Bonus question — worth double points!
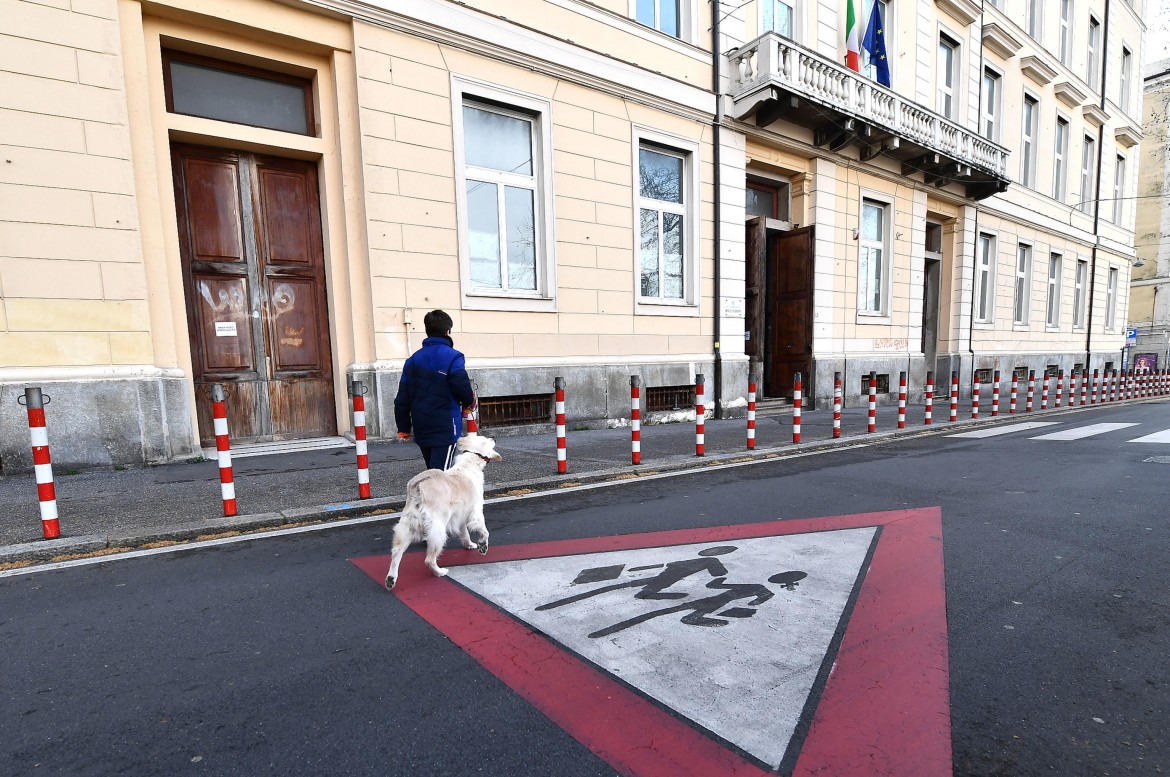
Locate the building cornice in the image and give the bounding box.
[981,22,1023,59]
[1114,123,1143,149]
[1082,103,1109,127]
[935,0,981,27]
[1020,55,1058,86]
[1053,80,1088,108]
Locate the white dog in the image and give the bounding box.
[385,434,502,590]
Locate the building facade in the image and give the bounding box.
[0,0,1146,471]
[1131,57,1170,370]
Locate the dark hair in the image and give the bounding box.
[424,309,453,338]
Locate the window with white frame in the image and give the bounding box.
[1080,134,1097,214]
[1059,0,1072,65]
[1073,258,1088,327]
[1047,253,1062,327]
[1014,243,1032,325]
[1106,266,1119,329]
[1021,95,1038,188]
[858,198,889,315]
[636,135,697,308]
[763,0,795,38]
[1025,0,1041,39]
[453,83,554,309]
[1087,16,1101,89]
[938,34,959,120]
[1120,47,1133,113]
[634,0,681,38]
[976,233,995,323]
[1113,154,1127,224]
[1054,117,1069,201]
[982,68,1001,141]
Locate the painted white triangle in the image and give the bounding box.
[447,527,877,770]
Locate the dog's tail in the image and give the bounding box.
[403,469,441,511]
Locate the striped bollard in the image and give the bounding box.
[350,380,370,499]
[1108,370,1117,402]
[1041,373,1050,410]
[211,384,237,517]
[949,371,959,422]
[897,371,907,429]
[971,373,980,420]
[1122,370,1129,400]
[464,405,479,437]
[746,374,757,450]
[833,372,842,438]
[1009,373,1018,414]
[630,376,641,465]
[695,374,705,457]
[1091,370,1100,404]
[867,371,877,433]
[924,371,934,425]
[554,377,567,474]
[1068,371,1078,407]
[1064,370,1072,405]
[20,388,60,539]
[1026,371,1035,412]
[1055,370,1064,408]
[793,372,802,443]
[1080,370,1088,406]
[1144,372,1151,399]
[991,370,1000,417]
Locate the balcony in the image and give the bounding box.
[728,33,1011,200]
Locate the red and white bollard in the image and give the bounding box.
[897,371,907,429]
[1026,370,1035,412]
[1080,370,1088,406]
[211,384,237,517]
[1041,372,1051,410]
[1092,369,1100,404]
[1055,370,1064,408]
[630,376,641,465]
[1110,370,1119,402]
[833,372,842,438]
[925,371,934,425]
[21,387,60,539]
[350,380,370,499]
[991,370,1000,417]
[949,371,959,422]
[867,371,877,433]
[793,372,803,443]
[1009,372,1018,414]
[555,377,567,474]
[971,373,981,420]
[746,374,757,450]
[695,373,705,457]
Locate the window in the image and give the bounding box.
[1021,96,1038,188]
[163,51,314,135]
[976,233,995,323]
[982,69,1001,141]
[1014,244,1032,325]
[858,198,889,314]
[634,0,680,37]
[1047,254,1062,327]
[746,178,790,220]
[1087,17,1101,88]
[1080,134,1097,214]
[1113,154,1127,224]
[1106,266,1119,329]
[763,0,795,38]
[938,35,959,120]
[1054,117,1069,201]
[1074,258,1088,327]
[453,81,555,310]
[1025,0,1041,39]
[636,132,698,309]
[1059,0,1072,65]
[1120,47,1133,112]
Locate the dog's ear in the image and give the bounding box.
[486,437,502,461]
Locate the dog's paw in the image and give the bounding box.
[477,541,489,555]
[463,540,478,550]
[385,575,396,591]
[431,567,449,577]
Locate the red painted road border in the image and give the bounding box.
[352,507,950,777]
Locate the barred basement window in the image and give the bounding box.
[975,369,993,384]
[1046,364,1059,377]
[1013,367,1028,381]
[645,385,696,412]
[859,374,890,394]
[477,394,553,428]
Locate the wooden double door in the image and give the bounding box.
[746,219,815,402]
[172,144,336,447]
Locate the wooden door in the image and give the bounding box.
[172,144,336,447]
[765,226,814,401]
[745,217,766,365]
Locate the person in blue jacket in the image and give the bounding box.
[394,310,477,470]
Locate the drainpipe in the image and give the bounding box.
[1085,0,1111,368]
[711,2,724,418]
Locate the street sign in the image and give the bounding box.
[353,507,950,776]
[1126,327,1138,345]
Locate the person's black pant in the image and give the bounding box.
[418,444,455,470]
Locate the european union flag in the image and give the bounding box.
[862,1,891,87]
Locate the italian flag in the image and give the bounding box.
[846,0,862,71]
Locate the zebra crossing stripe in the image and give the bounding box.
[947,422,1058,439]
[1029,423,1140,441]
[1128,428,1170,444]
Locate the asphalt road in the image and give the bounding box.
[2,401,1168,776]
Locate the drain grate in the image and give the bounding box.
[478,393,553,428]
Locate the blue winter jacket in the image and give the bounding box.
[394,336,476,446]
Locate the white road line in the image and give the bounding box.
[1128,428,1170,444]
[1030,422,1140,441]
[947,422,1059,438]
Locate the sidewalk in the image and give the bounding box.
[0,396,1151,566]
